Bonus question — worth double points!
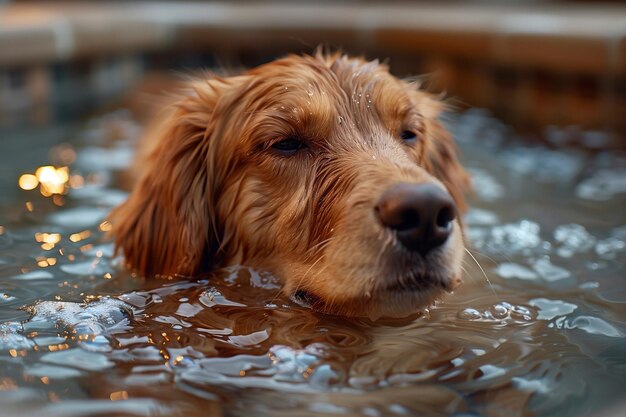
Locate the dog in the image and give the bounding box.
[109,52,470,319]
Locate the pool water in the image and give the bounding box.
[0,108,625,417]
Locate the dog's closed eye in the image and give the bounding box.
[400,130,418,143]
[270,136,308,155]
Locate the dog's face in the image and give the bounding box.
[110,54,470,319]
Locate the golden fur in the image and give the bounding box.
[109,53,470,319]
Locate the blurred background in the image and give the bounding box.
[1,1,625,148]
[1,4,626,417]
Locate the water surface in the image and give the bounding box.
[0,109,625,417]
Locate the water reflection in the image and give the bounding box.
[0,109,624,417]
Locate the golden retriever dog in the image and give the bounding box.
[109,52,470,319]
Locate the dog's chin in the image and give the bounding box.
[291,274,460,320]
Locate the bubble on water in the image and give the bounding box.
[494,263,538,281]
[563,316,624,338]
[531,257,571,282]
[458,308,482,321]
[554,224,596,258]
[529,298,577,320]
[458,303,532,323]
[468,168,504,201]
[594,237,626,259]
[510,305,534,321]
[576,168,626,201]
[490,303,510,319]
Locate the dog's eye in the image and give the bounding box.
[400,130,418,143]
[271,137,307,154]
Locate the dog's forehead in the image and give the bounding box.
[244,55,416,133]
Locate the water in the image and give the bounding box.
[1,108,625,417]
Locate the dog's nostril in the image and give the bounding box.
[376,183,456,255]
[436,205,455,229]
[392,208,420,231]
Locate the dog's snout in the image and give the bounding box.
[375,183,456,255]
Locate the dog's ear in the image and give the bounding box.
[109,78,235,277]
[416,93,471,213]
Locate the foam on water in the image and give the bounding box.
[554,224,596,258]
[576,168,626,201]
[468,168,505,201]
[529,298,578,320]
[470,220,547,256]
[27,297,133,341]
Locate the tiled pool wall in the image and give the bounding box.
[1,2,625,142]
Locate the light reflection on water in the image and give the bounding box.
[0,109,625,417]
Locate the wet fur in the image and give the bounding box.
[109,53,470,318]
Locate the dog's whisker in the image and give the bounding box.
[460,258,480,283]
[465,248,500,267]
[305,237,335,258]
[465,247,499,300]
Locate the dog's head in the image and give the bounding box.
[110,53,470,319]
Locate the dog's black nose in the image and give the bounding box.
[375,183,456,255]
